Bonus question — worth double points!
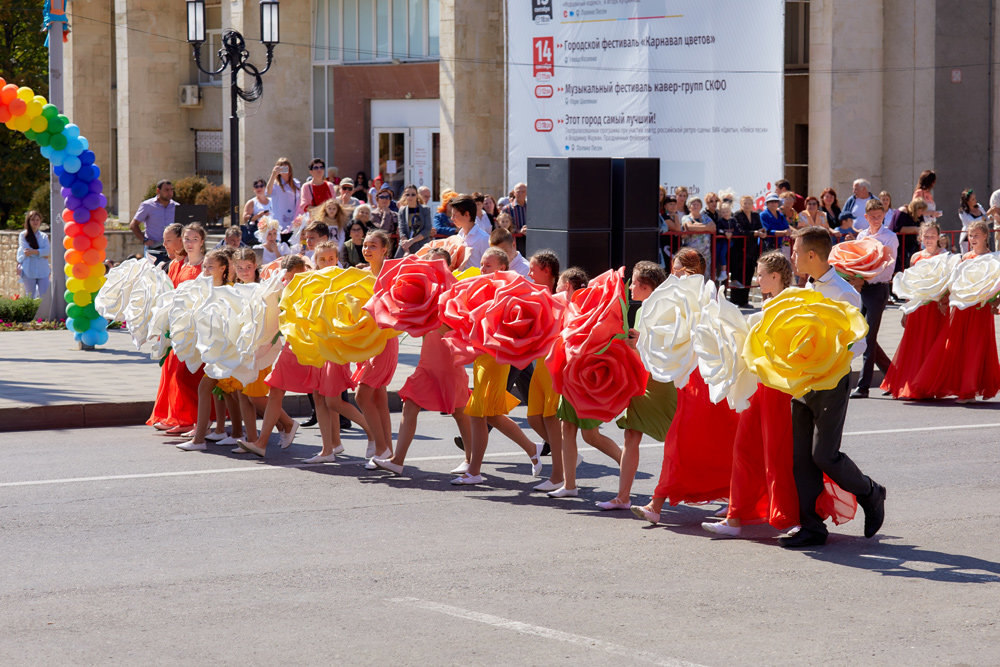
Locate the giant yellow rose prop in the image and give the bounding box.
[279,266,398,367]
[742,287,868,397]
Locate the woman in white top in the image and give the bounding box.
[265,157,300,241]
[958,188,988,253]
[241,178,271,245]
[16,209,50,298]
[253,217,291,264]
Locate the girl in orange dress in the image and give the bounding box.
[911,220,1000,401]
[371,248,472,476]
[148,222,207,435]
[880,222,950,399]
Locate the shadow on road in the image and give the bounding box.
[803,538,1000,583]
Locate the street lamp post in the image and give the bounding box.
[186,0,279,226]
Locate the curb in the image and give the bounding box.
[0,391,404,433]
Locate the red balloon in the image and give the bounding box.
[72,235,92,251]
[83,221,103,238]
[72,263,89,279]
[89,208,108,224]
[90,235,108,251]
[64,222,82,237]
[83,248,104,265]
[61,208,74,223]
[8,98,25,116]
[0,83,16,104]
[0,107,11,124]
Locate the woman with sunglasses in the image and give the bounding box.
[395,184,433,257]
[299,158,334,212]
[241,178,272,245]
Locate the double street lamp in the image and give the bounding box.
[186,0,279,227]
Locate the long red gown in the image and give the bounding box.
[146,259,204,428]
[727,384,857,529]
[654,369,739,505]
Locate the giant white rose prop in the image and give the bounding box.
[164,276,213,373]
[693,293,758,411]
[197,283,257,383]
[635,274,716,388]
[948,253,1000,310]
[95,258,148,320]
[892,253,961,314]
[95,258,175,350]
[236,271,285,375]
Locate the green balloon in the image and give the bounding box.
[71,316,90,333]
[67,304,83,319]
[56,114,69,126]
[24,129,38,142]
[50,133,67,151]
[42,104,59,119]
[64,289,74,304]
[47,117,66,134]
[36,132,50,147]
[81,303,98,319]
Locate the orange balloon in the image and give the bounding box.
[72,234,91,251]
[72,263,89,279]
[83,248,105,265]
[90,235,108,251]
[82,221,103,238]
[65,249,84,264]
[62,235,73,250]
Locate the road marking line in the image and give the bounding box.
[1,421,995,488]
[388,597,704,667]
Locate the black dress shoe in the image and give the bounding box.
[540,441,551,457]
[849,389,869,399]
[861,481,886,538]
[454,436,465,451]
[778,530,827,548]
[340,415,351,430]
[301,413,318,428]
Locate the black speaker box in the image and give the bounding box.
[612,157,660,230]
[527,157,612,231]
[526,229,611,280]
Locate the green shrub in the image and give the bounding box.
[143,175,210,205]
[0,296,41,323]
[25,183,51,224]
[195,183,232,223]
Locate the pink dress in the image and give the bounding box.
[318,361,357,396]
[352,336,399,388]
[265,343,320,394]
[398,330,471,412]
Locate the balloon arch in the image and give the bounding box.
[1,76,109,346]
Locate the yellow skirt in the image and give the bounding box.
[526,358,559,417]
[465,354,519,418]
[215,367,271,398]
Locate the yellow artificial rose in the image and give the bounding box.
[741,287,868,397]
[453,266,481,281]
[279,266,398,367]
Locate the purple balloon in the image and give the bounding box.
[83,193,101,209]
[73,207,90,223]
[97,193,108,208]
[66,196,81,210]
[89,179,103,194]
[60,186,72,199]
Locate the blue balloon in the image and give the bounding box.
[71,181,89,199]
[92,165,101,180]
[88,179,103,194]
[93,330,109,346]
[66,317,75,332]
[40,145,54,159]
[58,171,76,187]
[79,150,96,166]
[63,155,82,173]
[80,330,97,346]
[73,331,83,342]
[89,316,108,331]
[79,137,90,151]
[64,137,83,156]
[63,123,81,139]
[76,165,95,182]
[73,207,90,223]
[54,165,65,176]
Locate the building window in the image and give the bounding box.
[194,130,224,184]
[198,3,224,85]
[784,1,809,71]
[313,0,440,63]
[311,66,336,169]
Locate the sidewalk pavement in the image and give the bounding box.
[0,304,968,432]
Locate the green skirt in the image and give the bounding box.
[556,397,602,430]
[615,378,677,441]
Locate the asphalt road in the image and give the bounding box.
[2,397,999,665]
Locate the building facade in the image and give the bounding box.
[65,0,1000,232]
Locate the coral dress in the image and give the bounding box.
[727,384,857,529]
[398,330,470,412]
[266,343,321,394]
[147,259,204,428]
[352,336,399,388]
[910,253,1000,400]
[654,369,740,505]
[318,361,357,397]
[881,253,948,399]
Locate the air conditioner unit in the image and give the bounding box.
[178,85,201,108]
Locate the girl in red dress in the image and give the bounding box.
[632,248,740,525]
[881,222,950,399]
[148,223,207,435]
[911,220,1000,401]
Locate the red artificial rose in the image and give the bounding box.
[438,272,504,362]
[828,239,894,281]
[469,273,566,369]
[561,267,628,356]
[365,256,457,336]
[546,336,647,422]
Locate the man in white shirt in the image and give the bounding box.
[489,227,530,276]
[451,193,490,269]
[852,198,898,398]
[782,226,886,548]
[474,192,493,235]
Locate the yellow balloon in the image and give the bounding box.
[87,262,105,278]
[16,86,34,102]
[84,274,106,292]
[24,100,43,119]
[32,94,47,106]
[30,115,48,133]
[73,291,92,307]
[66,277,84,292]
[63,263,74,277]
[10,114,31,133]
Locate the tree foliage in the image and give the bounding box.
[0,0,50,227]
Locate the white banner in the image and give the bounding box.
[507,0,784,204]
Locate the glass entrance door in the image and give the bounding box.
[374,129,407,198]
[372,126,440,204]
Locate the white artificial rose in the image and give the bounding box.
[693,292,758,412]
[166,276,213,373]
[198,283,257,383]
[122,265,175,349]
[236,271,285,373]
[95,258,147,321]
[892,253,960,314]
[948,253,1000,310]
[635,274,716,389]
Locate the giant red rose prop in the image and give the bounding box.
[828,239,894,281]
[546,337,647,421]
[469,274,566,369]
[561,268,628,355]
[438,272,504,363]
[365,256,457,336]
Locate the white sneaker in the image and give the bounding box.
[365,440,377,458]
[701,521,741,537]
[450,473,484,485]
[278,420,300,449]
[176,440,206,451]
[364,450,393,470]
[373,458,404,475]
[331,444,345,456]
[450,461,470,475]
[215,436,239,446]
[547,486,579,498]
[714,504,729,518]
[231,445,249,454]
[531,442,543,477]
[533,479,562,492]
[205,431,228,442]
[303,452,338,464]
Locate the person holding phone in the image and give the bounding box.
[265,157,301,243]
[242,178,271,245]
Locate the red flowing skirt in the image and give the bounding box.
[880,302,947,399]
[654,369,739,505]
[727,385,857,529]
[352,337,399,389]
[147,351,202,428]
[911,305,1000,400]
[398,331,471,413]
